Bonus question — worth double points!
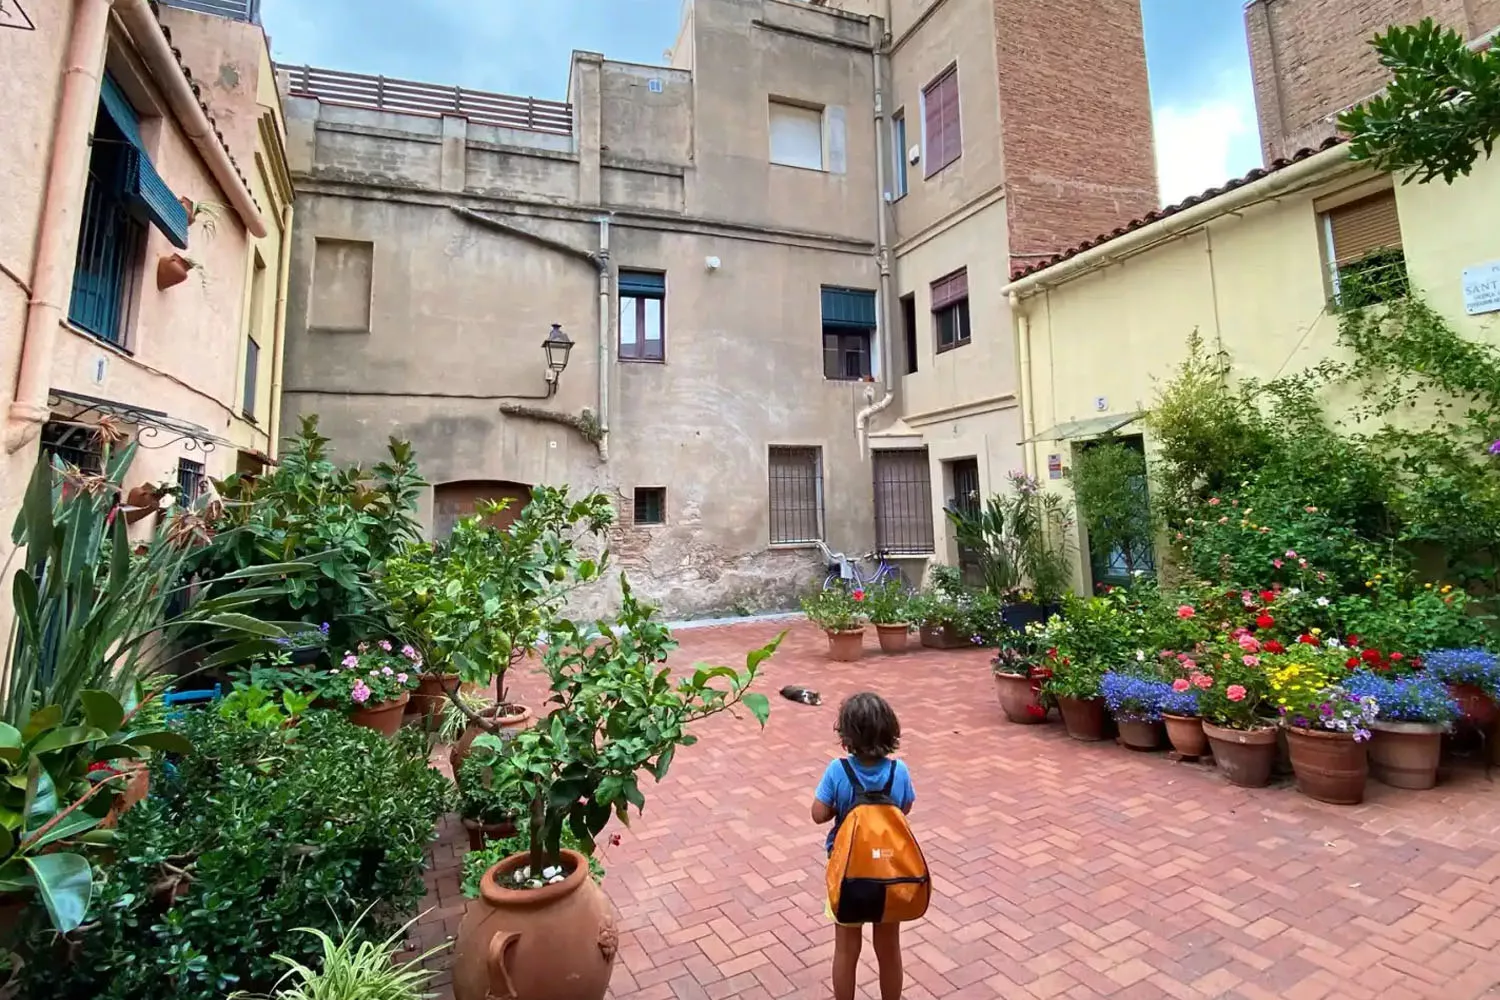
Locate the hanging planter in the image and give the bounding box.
[156,253,197,290]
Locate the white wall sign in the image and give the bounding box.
[1094,396,1108,412]
[1463,260,1500,316]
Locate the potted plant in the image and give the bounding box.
[863,580,913,653]
[801,587,867,662]
[945,472,1073,629]
[456,735,523,850]
[320,641,420,737]
[462,829,604,901]
[991,641,1050,724]
[383,488,613,766]
[227,907,447,1000]
[1422,648,1499,727]
[1100,671,1169,750]
[1345,670,1458,790]
[1269,661,1379,804]
[1159,683,1209,758]
[1198,660,1277,788]
[452,578,779,1000]
[1043,656,1108,741]
[911,567,972,649]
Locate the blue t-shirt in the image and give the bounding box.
[815,756,915,852]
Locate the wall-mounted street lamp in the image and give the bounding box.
[499,323,575,401]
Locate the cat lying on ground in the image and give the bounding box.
[780,686,821,706]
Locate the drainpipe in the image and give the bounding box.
[1010,291,1036,480]
[595,216,611,461]
[5,0,112,454]
[267,201,293,455]
[855,18,895,456]
[114,0,267,239]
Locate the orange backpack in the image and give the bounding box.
[826,759,931,924]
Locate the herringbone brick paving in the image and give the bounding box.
[412,621,1500,1000]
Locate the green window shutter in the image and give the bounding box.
[821,287,876,329]
[618,271,665,297]
[100,74,190,249]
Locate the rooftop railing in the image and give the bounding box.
[159,0,261,24]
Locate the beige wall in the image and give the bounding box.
[1013,152,1500,590]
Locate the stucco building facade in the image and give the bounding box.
[0,0,293,625]
[1245,0,1500,164]
[278,0,1160,617]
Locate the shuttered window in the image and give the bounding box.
[1322,190,1408,307]
[931,268,971,352]
[619,270,665,361]
[769,100,825,170]
[768,446,823,544]
[822,286,876,380]
[873,448,935,555]
[922,66,961,176]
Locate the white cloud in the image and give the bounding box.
[1153,75,1261,205]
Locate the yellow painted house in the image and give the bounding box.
[1002,139,1500,593]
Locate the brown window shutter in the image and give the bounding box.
[1328,191,1402,264]
[923,79,944,178]
[941,73,961,167]
[930,267,968,310]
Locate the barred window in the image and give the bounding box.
[768,446,823,544]
[873,448,934,555]
[177,458,206,501]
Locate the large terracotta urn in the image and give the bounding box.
[454,849,618,1000]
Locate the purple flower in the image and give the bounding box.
[378,640,393,652]
[401,644,419,660]
[1489,440,1500,456]
[396,672,408,684]
[319,622,331,634]
[351,679,371,704]
[382,666,394,676]
[342,653,359,669]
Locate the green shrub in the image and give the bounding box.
[19,711,452,1000]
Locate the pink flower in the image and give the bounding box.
[1238,635,1261,653]
[1218,516,1229,525]
[342,653,359,669]
[1193,673,1214,690]
[1285,550,1297,559]
[1242,655,1261,667]
[1176,605,1196,619]
[357,642,369,653]
[1172,678,1191,693]
[1180,658,1197,672]
[378,640,393,652]
[396,672,408,683]
[382,666,394,676]
[1305,506,1318,513]
[351,680,372,704]
[1226,685,1247,702]
[402,644,419,660]
[1272,558,1284,569]
[1208,498,1221,506]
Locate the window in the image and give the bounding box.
[70,73,194,346]
[244,251,267,419]
[1322,190,1408,308]
[1078,435,1156,587]
[821,286,876,380]
[931,268,970,352]
[768,446,823,544]
[946,458,981,586]
[41,422,102,474]
[873,448,934,555]
[633,487,666,526]
[922,65,961,177]
[177,458,206,502]
[892,110,909,198]
[433,481,531,538]
[619,270,665,361]
[243,337,260,421]
[769,100,825,170]
[900,294,917,374]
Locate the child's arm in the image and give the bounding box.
[811,799,836,824]
[811,761,838,824]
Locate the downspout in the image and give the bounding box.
[114,0,267,239]
[1010,292,1036,479]
[595,216,611,461]
[5,0,113,454]
[855,18,895,456]
[267,201,293,455]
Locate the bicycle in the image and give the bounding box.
[816,540,899,593]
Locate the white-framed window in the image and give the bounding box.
[892,109,909,198]
[769,100,826,171]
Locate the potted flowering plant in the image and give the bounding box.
[1100,671,1170,750]
[912,567,973,649]
[991,639,1050,725]
[1197,659,1276,787]
[801,587,867,662]
[1344,670,1458,789]
[323,640,421,737]
[1268,659,1379,804]
[863,579,914,653]
[1159,681,1208,758]
[1422,648,1499,727]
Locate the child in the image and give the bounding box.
[811,692,916,1000]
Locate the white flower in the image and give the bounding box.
[1315,596,1330,607]
[1288,588,1302,596]
[1325,638,1342,648]
[1135,650,1145,662]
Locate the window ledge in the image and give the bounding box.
[884,552,935,560]
[618,357,667,365]
[770,161,829,174]
[769,542,822,551]
[61,320,134,357]
[935,338,971,355]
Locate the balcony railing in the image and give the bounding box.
[278,64,573,136]
[158,0,261,23]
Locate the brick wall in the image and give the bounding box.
[992,0,1159,269]
[1246,0,1499,165]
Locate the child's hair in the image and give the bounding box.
[836,692,901,758]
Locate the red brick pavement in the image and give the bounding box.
[410,621,1500,1000]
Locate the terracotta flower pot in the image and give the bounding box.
[1057,696,1108,741]
[993,672,1046,724]
[451,704,535,775]
[156,253,192,290]
[1116,719,1163,751]
[1448,683,1497,727]
[1367,720,1443,790]
[875,624,910,654]
[409,672,460,719]
[825,628,865,662]
[1201,722,1278,788]
[453,849,618,1000]
[1162,714,1209,758]
[919,624,970,649]
[348,691,410,738]
[1286,726,1368,805]
[463,816,519,852]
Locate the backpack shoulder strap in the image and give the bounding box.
[839,757,864,792]
[881,760,898,795]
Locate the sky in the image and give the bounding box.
[260,0,1261,206]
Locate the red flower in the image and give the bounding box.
[1346,634,1362,647]
[1389,652,1404,662]
[1264,640,1285,654]
[1345,656,1360,669]
[1259,590,1276,604]
[1255,614,1275,630]
[851,589,866,601]
[1361,648,1382,664]
[1297,634,1318,646]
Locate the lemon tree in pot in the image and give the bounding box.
[452,578,782,1000]
[382,487,613,769]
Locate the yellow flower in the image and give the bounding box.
[1441,585,1452,594]
[1365,581,1373,587]
[1424,583,1433,589]
[1310,628,1322,636]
